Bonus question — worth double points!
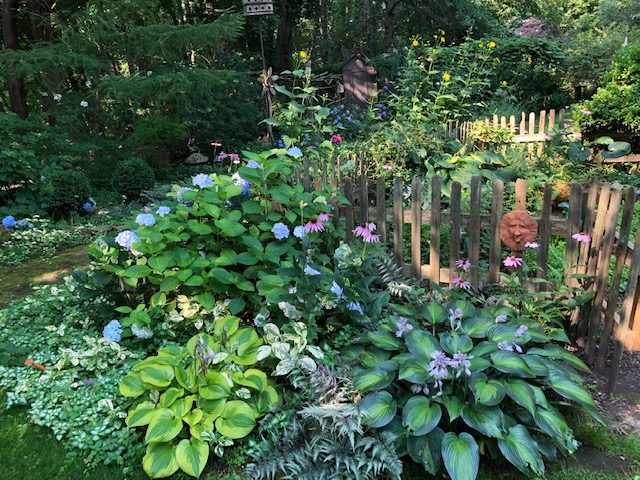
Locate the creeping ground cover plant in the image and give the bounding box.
[345,286,605,480]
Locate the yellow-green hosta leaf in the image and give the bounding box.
[175,366,197,392]
[120,372,146,397]
[169,395,195,418]
[159,387,184,408]
[145,408,184,444]
[143,442,179,479]
[402,396,441,436]
[140,364,175,388]
[126,401,157,428]
[176,438,209,478]
[232,369,268,392]
[214,401,257,439]
[360,391,397,428]
[256,385,279,413]
[189,417,214,441]
[198,398,227,419]
[183,408,204,427]
[200,372,231,400]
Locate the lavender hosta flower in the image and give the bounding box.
[115,230,141,250]
[156,206,171,217]
[246,159,261,169]
[395,317,413,337]
[428,351,451,380]
[103,320,122,342]
[2,215,16,228]
[451,351,473,377]
[572,232,590,243]
[347,301,364,314]
[410,383,423,394]
[304,265,321,276]
[455,259,471,271]
[85,379,94,386]
[271,222,290,240]
[131,323,153,339]
[192,173,213,188]
[497,341,513,351]
[293,225,305,239]
[515,324,528,338]
[135,213,156,227]
[495,314,508,323]
[449,308,464,330]
[287,146,303,158]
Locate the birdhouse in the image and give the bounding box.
[340,52,377,107]
[242,0,273,16]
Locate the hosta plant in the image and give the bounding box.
[119,315,279,478]
[344,295,604,480]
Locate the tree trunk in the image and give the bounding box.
[274,6,292,72]
[318,0,329,65]
[2,0,28,119]
[383,0,404,52]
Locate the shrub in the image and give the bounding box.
[112,158,156,201]
[40,169,92,218]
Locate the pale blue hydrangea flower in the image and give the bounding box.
[135,213,156,226]
[115,230,140,250]
[304,265,321,276]
[192,173,213,188]
[330,281,345,300]
[2,216,15,228]
[103,320,122,342]
[246,159,261,169]
[287,146,303,158]
[293,225,305,239]
[232,173,252,197]
[131,323,153,339]
[347,302,363,314]
[271,222,290,240]
[156,206,171,217]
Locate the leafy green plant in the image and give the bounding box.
[119,316,277,478]
[40,169,92,219]
[111,158,157,201]
[344,290,605,480]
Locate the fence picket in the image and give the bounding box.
[431,176,442,285]
[411,177,422,279]
[359,174,368,223]
[537,184,553,290]
[469,176,482,286]
[344,177,354,243]
[489,179,504,284]
[377,177,387,244]
[449,182,462,286]
[393,177,404,266]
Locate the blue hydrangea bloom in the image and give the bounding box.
[2,216,15,228]
[277,140,284,148]
[271,222,290,240]
[115,230,140,250]
[135,213,156,226]
[331,281,345,300]
[131,323,153,339]
[246,159,261,169]
[103,320,123,342]
[304,265,321,276]
[192,173,213,188]
[82,202,94,212]
[232,173,252,197]
[156,206,171,217]
[293,225,305,239]
[287,146,303,158]
[347,302,364,314]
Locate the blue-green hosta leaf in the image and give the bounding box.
[446,300,476,318]
[461,316,494,338]
[441,432,479,480]
[547,328,571,343]
[381,416,409,457]
[498,425,545,477]
[143,442,179,479]
[469,373,506,406]
[176,438,209,478]
[353,366,395,392]
[361,391,397,428]
[368,330,402,351]
[460,404,504,439]
[407,428,445,475]
[442,395,463,421]
[486,324,518,342]
[521,354,550,377]
[405,330,440,360]
[535,406,579,454]
[490,351,535,377]
[398,358,430,384]
[145,408,184,444]
[402,396,442,436]
[120,372,146,397]
[527,345,590,372]
[214,401,257,439]
[504,379,536,416]
[424,302,447,324]
[126,401,157,427]
[547,374,604,424]
[529,384,550,409]
[440,332,473,355]
[360,347,392,368]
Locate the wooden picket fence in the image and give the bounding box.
[298,158,640,392]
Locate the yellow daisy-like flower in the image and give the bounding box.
[501,80,507,86]
[489,41,496,48]
[412,39,419,47]
[479,43,484,48]
[495,58,501,63]
[441,30,446,35]
[440,37,445,44]
[527,56,532,63]
[443,72,451,82]
[299,51,307,58]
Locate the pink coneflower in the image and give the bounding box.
[580,109,592,115]
[451,277,470,289]
[317,212,331,223]
[524,242,539,248]
[382,164,393,170]
[211,142,222,147]
[353,222,376,237]
[572,232,590,243]
[331,134,343,144]
[455,259,471,271]
[362,231,380,243]
[503,256,523,267]
[230,153,240,164]
[304,217,325,233]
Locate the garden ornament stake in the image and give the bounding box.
[499,210,538,252]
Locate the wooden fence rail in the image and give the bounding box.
[299,159,640,392]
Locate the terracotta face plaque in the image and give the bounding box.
[499,211,538,252]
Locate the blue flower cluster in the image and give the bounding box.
[192,173,213,189]
[287,146,303,158]
[103,320,123,342]
[131,323,153,339]
[2,215,15,228]
[293,225,305,239]
[156,206,171,217]
[246,159,261,169]
[347,301,364,314]
[115,230,140,250]
[271,222,290,240]
[135,213,156,226]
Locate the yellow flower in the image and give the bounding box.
[412,39,419,47]
[441,30,446,35]
[527,56,532,63]
[489,41,496,48]
[495,58,501,63]
[299,51,307,58]
[478,43,484,48]
[443,72,451,82]
[440,37,445,44]
[501,80,507,86]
